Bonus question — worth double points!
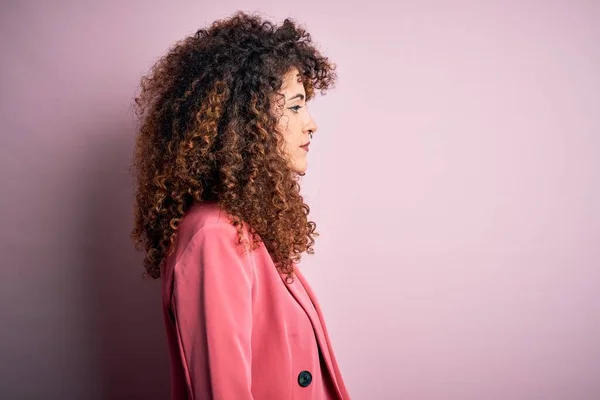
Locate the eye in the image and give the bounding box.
[287,105,302,114]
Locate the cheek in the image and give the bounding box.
[279,121,298,144]
[277,113,291,131]
[285,136,299,157]
[278,130,296,161]
[277,114,303,158]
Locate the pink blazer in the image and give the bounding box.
[161,202,351,399]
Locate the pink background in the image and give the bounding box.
[1,1,599,399]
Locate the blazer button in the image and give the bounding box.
[298,370,312,387]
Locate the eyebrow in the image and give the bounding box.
[286,93,305,102]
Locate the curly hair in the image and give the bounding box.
[130,11,337,280]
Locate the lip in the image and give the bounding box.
[300,143,310,151]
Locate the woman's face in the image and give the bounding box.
[276,68,318,175]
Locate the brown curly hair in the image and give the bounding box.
[130,11,337,280]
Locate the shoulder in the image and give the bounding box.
[182,201,231,230]
[168,203,256,283]
[177,202,237,242]
[169,202,249,264]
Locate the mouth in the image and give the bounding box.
[300,142,310,152]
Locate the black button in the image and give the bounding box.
[297,370,312,387]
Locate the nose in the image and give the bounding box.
[304,114,318,137]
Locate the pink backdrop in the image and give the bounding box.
[1,1,599,399]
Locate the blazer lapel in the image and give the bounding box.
[280,267,345,399]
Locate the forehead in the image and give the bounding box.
[281,68,305,93]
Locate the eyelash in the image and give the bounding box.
[287,105,302,114]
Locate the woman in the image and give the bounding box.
[131,11,350,400]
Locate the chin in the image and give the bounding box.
[294,162,308,175]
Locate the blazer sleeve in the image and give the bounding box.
[171,223,255,400]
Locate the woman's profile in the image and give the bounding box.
[131,11,350,399]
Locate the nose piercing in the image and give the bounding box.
[308,130,313,139]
